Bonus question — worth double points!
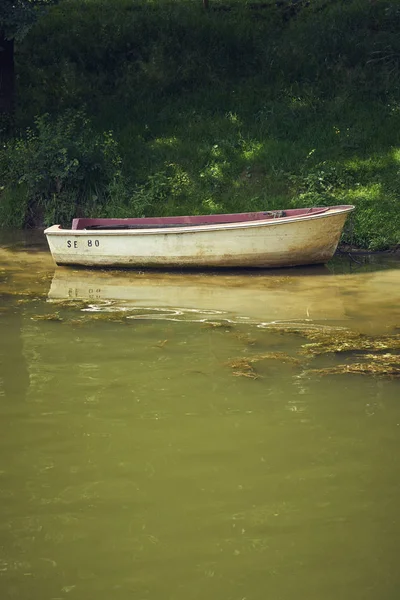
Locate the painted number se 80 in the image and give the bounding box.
[67,240,100,248]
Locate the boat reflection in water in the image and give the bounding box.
[48,266,348,326]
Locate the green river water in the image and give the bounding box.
[0,231,399,600]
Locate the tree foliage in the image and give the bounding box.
[0,0,56,40]
[0,1,57,129]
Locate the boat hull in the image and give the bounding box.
[44,206,354,268]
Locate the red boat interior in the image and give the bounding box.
[72,207,332,230]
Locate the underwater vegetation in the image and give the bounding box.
[226,324,400,380]
[24,297,400,381]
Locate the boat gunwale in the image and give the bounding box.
[44,205,355,237]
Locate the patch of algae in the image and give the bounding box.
[31,312,63,322]
[49,299,89,310]
[304,353,400,379]
[296,328,400,377]
[31,307,131,325]
[68,312,128,325]
[227,352,301,379]
[300,331,400,357]
[232,325,400,380]
[201,320,234,330]
[263,324,400,356]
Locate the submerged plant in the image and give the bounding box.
[254,324,400,380]
[299,331,400,357]
[226,351,301,379]
[304,353,400,379]
[263,324,400,357]
[31,312,63,322]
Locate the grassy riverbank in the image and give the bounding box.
[1,0,399,249]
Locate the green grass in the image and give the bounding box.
[1,0,400,249]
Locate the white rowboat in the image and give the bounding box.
[44,205,354,268]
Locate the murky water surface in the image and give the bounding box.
[1,231,399,600]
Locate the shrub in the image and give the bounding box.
[0,110,140,227]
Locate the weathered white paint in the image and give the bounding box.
[44,206,354,268]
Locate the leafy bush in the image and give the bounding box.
[0,110,142,227]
